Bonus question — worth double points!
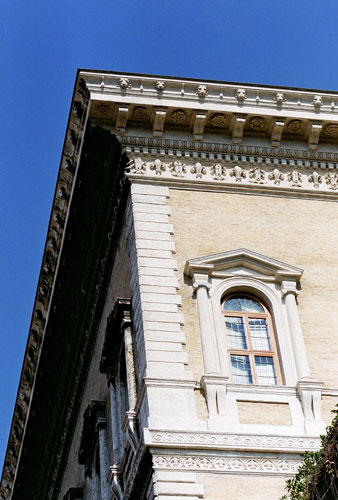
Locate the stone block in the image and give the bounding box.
[131,184,169,196]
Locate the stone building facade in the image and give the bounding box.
[2,71,338,500]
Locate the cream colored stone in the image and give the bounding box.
[194,389,208,421]
[133,212,169,223]
[142,292,182,305]
[237,401,292,426]
[139,267,176,277]
[321,395,338,426]
[201,474,288,500]
[131,183,169,196]
[134,221,174,233]
[132,193,168,205]
[135,230,172,241]
[138,257,178,269]
[133,202,171,215]
[137,248,173,259]
[169,188,338,388]
[142,302,179,313]
[136,239,176,251]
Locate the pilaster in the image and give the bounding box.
[125,182,202,431]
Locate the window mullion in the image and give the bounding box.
[244,313,256,384]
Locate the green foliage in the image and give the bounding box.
[280,406,338,500]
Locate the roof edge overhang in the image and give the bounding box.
[1,74,130,500]
[0,73,90,500]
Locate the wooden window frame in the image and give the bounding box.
[222,294,283,385]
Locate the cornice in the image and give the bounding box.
[81,71,338,151]
[0,77,90,500]
[82,70,338,117]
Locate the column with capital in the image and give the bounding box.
[281,279,311,380]
[281,275,324,432]
[193,279,220,376]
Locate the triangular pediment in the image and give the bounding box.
[184,248,303,281]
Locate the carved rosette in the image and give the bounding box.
[171,109,187,124]
[93,102,111,115]
[324,123,338,136]
[249,116,265,131]
[210,114,227,128]
[287,120,304,135]
[133,106,148,120]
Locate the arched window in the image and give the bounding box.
[222,294,282,385]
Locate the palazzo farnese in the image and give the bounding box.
[2,70,338,500]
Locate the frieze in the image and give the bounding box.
[125,157,338,196]
[148,431,320,452]
[152,453,303,475]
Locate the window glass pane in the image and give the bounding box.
[226,317,247,349]
[224,296,264,313]
[231,355,253,384]
[249,318,271,350]
[255,356,277,385]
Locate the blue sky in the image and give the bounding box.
[1,0,338,470]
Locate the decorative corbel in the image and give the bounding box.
[152,108,167,137]
[193,112,207,141]
[297,379,325,434]
[116,106,129,133]
[231,115,246,144]
[271,119,285,147]
[308,121,322,151]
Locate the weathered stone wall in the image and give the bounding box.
[58,224,131,499]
